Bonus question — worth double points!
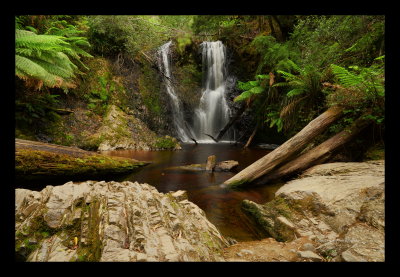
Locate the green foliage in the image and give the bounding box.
[265,111,283,132]
[87,15,176,58]
[289,15,384,69]
[15,24,92,90]
[84,73,115,115]
[234,74,270,102]
[326,59,384,125]
[276,60,323,100]
[191,15,231,35]
[250,35,300,73]
[154,136,178,149]
[16,93,61,127]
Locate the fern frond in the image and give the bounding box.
[330,64,363,88]
[16,55,59,87]
[15,28,92,89]
[286,88,305,97]
[234,90,253,102]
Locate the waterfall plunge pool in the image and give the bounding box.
[102,143,283,242]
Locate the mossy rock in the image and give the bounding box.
[241,196,299,242]
[153,135,181,150]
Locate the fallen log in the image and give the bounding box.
[15,139,149,184]
[253,116,373,185]
[223,106,344,187]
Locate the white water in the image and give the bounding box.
[193,41,233,143]
[157,40,233,143]
[157,41,193,142]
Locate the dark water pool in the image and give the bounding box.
[102,143,282,241]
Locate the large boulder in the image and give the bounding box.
[15,181,229,262]
[94,105,180,151]
[242,160,384,262]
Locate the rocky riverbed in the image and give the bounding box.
[15,160,384,262]
[231,160,385,262]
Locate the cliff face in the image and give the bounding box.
[15,180,229,262]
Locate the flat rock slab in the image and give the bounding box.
[241,160,385,262]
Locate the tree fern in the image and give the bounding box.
[234,74,270,102]
[328,62,385,108]
[272,60,324,133]
[15,29,92,90]
[330,64,364,88]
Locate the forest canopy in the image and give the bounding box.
[15,15,384,149]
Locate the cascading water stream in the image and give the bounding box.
[193,41,233,143]
[157,41,193,142]
[157,40,234,143]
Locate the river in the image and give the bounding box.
[102,143,282,241]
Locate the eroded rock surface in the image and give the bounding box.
[15,181,229,262]
[241,160,384,262]
[94,105,180,151]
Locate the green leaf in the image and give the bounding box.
[249,86,264,94]
[287,88,304,97]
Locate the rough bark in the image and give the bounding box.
[223,106,344,187]
[254,117,373,185]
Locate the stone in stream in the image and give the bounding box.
[206,155,217,171]
[215,160,239,171]
[166,158,239,173]
[15,180,229,262]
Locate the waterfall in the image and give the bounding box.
[157,41,193,142]
[193,41,233,143]
[157,40,234,144]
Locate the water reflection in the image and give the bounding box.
[102,143,282,241]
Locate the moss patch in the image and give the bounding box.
[241,197,299,242]
[363,143,385,161]
[15,148,147,180]
[153,135,180,150]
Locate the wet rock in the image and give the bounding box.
[215,160,239,171]
[15,180,229,262]
[256,143,280,150]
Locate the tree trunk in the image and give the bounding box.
[253,116,373,185]
[223,106,344,187]
[216,103,247,141]
[243,122,259,148]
